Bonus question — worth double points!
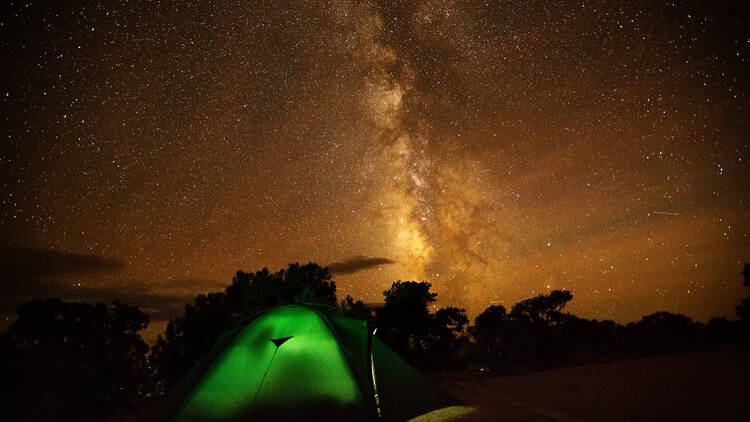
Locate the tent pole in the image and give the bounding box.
[369,327,382,419]
[251,346,280,406]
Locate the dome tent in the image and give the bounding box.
[160,304,462,421]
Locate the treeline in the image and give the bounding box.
[1,299,153,420]
[363,279,748,374]
[1,262,749,420]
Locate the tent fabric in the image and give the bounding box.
[162,304,459,421]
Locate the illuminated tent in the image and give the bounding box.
[161,304,461,421]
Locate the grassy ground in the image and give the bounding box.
[433,347,750,422]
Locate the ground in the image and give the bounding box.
[431,347,750,422]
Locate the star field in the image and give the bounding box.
[1,0,748,336]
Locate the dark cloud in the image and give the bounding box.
[327,256,395,275]
[0,246,225,333]
[0,245,124,283]
[0,276,223,334]
[0,279,194,320]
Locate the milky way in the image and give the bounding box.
[2,1,749,337]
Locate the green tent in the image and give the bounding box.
[161,304,461,421]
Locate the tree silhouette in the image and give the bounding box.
[226,262,337,314]
[0,298,151,421]
[702,317,742,347]
[470,305,510,369]
[374,281,471,370]
[510,289,574,324]
[425,306,470,369]
[339,294,371,320]
[376,281,437,364]
[470,290,577,370]
[626,311,700,355]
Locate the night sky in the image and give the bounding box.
[2,0,748,339]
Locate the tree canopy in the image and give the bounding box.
[1,298,151,421]
[510,289,574,324]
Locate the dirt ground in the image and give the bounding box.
[433,347,750,422]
